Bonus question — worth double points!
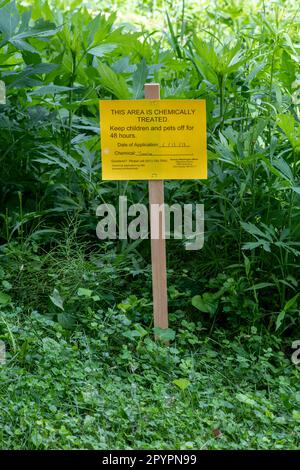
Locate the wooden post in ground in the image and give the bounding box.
[144,83,169,332]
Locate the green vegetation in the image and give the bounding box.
[0,0,300,450]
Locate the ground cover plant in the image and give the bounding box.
[0,0,300,450]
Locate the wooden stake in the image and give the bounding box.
[144,83,169,331]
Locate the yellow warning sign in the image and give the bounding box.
[99,99,207,180]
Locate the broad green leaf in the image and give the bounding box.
[292,410,300,421]
[277,113,295,140]
[275,310,286,331]
[243,254,251,277]
[272,157,294,182]
[276,293,300,330]
[173,378,191,390]
[190,37,218,85]
[260,154,292,181]
[122,330,141,340]
[246,60,267,84]
[226,48,246,73]
[12,26,58,40]
[49,288,64,311]
[134,323,148,337]
[88,43,117,57]
[192,36,218,71]
[34,156,68,170]
[192,293,218,315]
[7,63,59,88]
[9,38,38,53]
[291,187,300,194]
[242,241,271,252]
[42,337,60,353]
[153,327,176,342]
[132,58,148,99]
[57,313,75,329]
[282,292,300,312]
[0,1,19,40]
[236,393,257,407]
[97,62,130,99]
[117,302,132,312]
[2,281,11,290]
[23,63,58,74]
[30,84,74,95]
[240,222,272,241]
[87,12,117,45]
[30,431,43,447]
[36,145,79,171]
[77,288,93,298]
[0,292,11,305]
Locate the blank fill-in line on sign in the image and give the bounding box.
[139,153,194,156]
